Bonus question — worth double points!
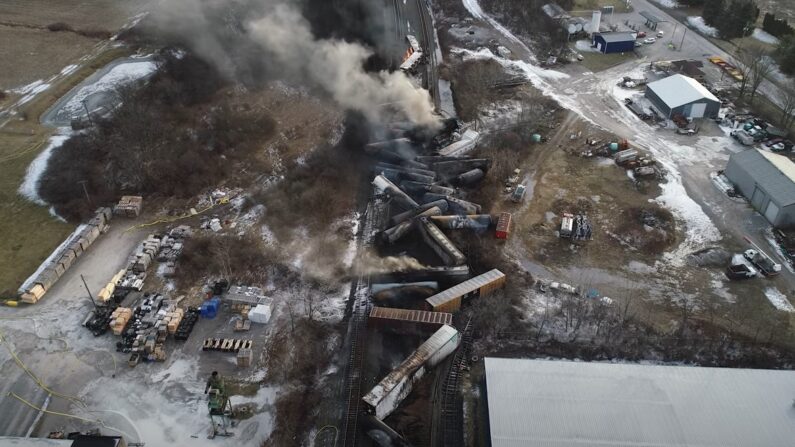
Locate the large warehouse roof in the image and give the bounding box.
[485,358,795,447]
[646,74,719,108]
[733,149,795,206]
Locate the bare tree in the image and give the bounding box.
[780,80,795,129]
[747,46,775,100]
[733,44,775,101]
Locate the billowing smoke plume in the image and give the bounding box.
[354,251,427,275]
[146,0,440,128]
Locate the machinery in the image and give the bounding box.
[206,374,236,439]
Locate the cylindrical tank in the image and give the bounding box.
[591,10,602,34]
[430,214,494,230]
[456,168,485,185]
[609,142,619,152]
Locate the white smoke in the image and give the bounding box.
[247,3,439,128]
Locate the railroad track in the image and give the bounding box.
[439,318,472,447]
[339,195,386,447]
[414,0,440,109]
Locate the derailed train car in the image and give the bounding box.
[425,269,506,312]
[362,324,460,420]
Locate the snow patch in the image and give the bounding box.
[752,28,780,45]
[14,80,51,105]
[687,17,718,38]
[18,131,72,205]
[652,0,679,8]
[764,287,794,312]
[60,60,157,118]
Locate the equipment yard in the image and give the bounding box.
[1,0,795,446]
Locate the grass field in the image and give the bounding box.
[0,46,132,296]
[579,50,636,71]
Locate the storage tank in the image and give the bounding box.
[590,10,602,34]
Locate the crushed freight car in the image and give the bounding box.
[362,324,460,420]
[368,306,453,332]
[425,269,506,312]
[417,217,467,266]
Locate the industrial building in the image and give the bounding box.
[484,358,795,447]
[725,149,795,228]
[644,74,720,118]
[591,32,636,54]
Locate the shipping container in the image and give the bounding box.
[496,212,512,239]
[368,306,453,331]
[425,269,507,312]
[362,324,460,419]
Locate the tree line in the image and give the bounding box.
[702,0,759,39]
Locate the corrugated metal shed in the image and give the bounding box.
[425,269,505,311]
[645,74,719,109]
[598,31,636,43]
[728,149,795,207]
[485,357,795,447]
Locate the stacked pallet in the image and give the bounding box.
[165,308,185,334]
[110,307,133,335]
[97,269,125,303]
[127,235,161,274]
[237,348,253,367]
[114,195,143,217]
[19,207,112,304]
[202,338,252,353]
[116,270,146,291]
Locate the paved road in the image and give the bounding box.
[0,222,146,437]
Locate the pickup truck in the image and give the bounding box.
[744,248,781,276]
[726,254,758,279]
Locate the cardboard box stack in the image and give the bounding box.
[110,307,133,336]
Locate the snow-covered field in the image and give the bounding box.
[687,17,718,37]
[18,131,72,205]
[59,60,157,119]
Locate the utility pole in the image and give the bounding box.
[78,180,92,207]
[679,27,687,52]
[81,99,94,127]
[81,274,99,311]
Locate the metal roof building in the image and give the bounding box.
[644,74,720,118]
[592,32,636,54]
[725,149,795,228]
[484,358,795,447]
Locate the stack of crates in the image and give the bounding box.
[110,307,133,336]
[114,196,143,217]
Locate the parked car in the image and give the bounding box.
[657,30,664,37]
[511,184,526,203]
[644,37,656,44]
[635,41,643,47]
[636,31,647,38]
